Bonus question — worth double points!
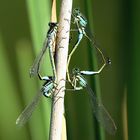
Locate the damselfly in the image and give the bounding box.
[67,8,108,83]
[30,22,58,79]
[70,68,117,135]
[16,74,56,127]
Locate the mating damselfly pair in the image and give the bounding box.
[16,8,117,135]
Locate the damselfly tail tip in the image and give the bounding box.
[16,116,25,128]
[29,68,36,78]
[106,57,111,65]
[16,118,19,125]
[16,117,22,128]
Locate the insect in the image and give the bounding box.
[67,8,108,83]
[69,68,117,135]
[16,74,56,127]
[30,22,58,79]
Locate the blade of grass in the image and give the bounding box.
[0,34,28,140]
[26,0,52,139]
[127,0,140,139]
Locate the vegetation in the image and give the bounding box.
[0,0,139,140]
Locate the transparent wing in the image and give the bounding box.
[86,85,117,135]
[30,37,49,77]
[84,25,110,64]
[16,90,42,127]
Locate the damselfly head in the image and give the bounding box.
[73,8,80,17]
[72,68,80,75]
[106,57,111,65]
[73,8,87,27]
[47,22,58,34]
[48,22,58,28]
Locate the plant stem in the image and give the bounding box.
[49,0,73,140]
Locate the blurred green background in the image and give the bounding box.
[0,0,139,140]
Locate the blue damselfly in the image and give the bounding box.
[30,22,58,79]
[67,9,108,82]
[69,68,117,135]
[16,75,56,127]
